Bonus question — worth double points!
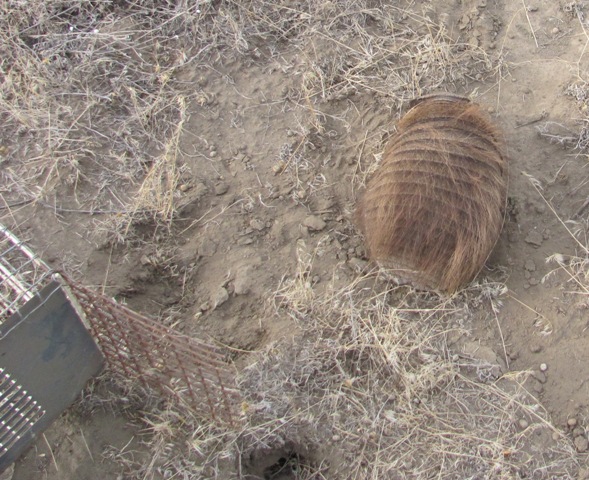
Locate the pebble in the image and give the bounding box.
[519,419,529,429]
[552,27,560,35]
[212,287,229,309]
[540,363,548,372]
[524,259,536,272]
[234,274,250,295]
[303,215,327,231]
[568,418,578,428]
[179,184,190,192]
[533,383,543,394]
[348,257,368,273]
[249,218,265,231]
[529,277,539,286]
[525,230,543,247]
[529,344,542,354]
[575,435,589,453]
[214,182,229,195]
[210,151,217,158]
[532,371,546,384]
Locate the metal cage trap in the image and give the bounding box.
[0,224,241,473]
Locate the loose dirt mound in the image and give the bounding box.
[3,0,589,478]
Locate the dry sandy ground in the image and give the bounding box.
[3,0,589,478]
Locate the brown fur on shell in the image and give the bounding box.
[356,94,508,292]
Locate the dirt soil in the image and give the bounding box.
[4,0,589,478]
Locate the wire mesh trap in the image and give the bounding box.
[0,223,241,473]
[62,277,243,427]
[0,223,53,320]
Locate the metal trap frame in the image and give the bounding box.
[0,226,104,472]
[0,224,242,472]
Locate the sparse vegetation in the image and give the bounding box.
[2,1,589,479]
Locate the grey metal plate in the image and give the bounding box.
[0,281,104,472]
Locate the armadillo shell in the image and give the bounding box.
[356,95,508,292]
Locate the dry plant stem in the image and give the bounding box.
[520,0,539,48]
[43,433,59,472]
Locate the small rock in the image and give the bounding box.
[462,342,505,371]
[529,277,539,286]
[552,432,560,441]
[568,418,578,428]
[233,267,252,296]
[519,419,529,429]
[214,182,229,195]
[540,363,548,372]
[575,435,589,453]
[199,301,210,312]
[272,161,286,175]
[198,238,217,257]
[250,218,265,231]
[295,189,306,200]
[332,435,341,442]
[529,344,542,354]
[525,230,543,247]
[578,468,589,480]
[210,150,217,158]
[524,259,536,272]
[312,275,321,284]
[179,184,190,192]
[238,237,254,246]
[552,27,560,35]
[532,371,546,384]
[212,287,229,308]
[533,383,544,394]
[349,257,368,273]
[303,215,327,231]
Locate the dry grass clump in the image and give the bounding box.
[356,95,508,292]
[221,246,578,479]
[565,81,589,152]
[0,1,207,240]
[75,368,237,480]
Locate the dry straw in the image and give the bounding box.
[357,94,508,292]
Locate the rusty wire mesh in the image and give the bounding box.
[0,223,242,427]
[62,277,243,427]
